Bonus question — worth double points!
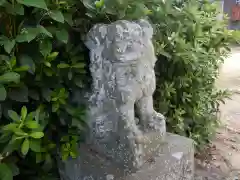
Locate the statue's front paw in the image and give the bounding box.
[147,112,166,133]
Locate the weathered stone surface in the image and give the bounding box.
[84,19,166,169]
[58,20,194,180]
[59,133,194,180]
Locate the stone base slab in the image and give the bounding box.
[58,133,194,180]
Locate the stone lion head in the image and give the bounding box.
[85,19,154,63]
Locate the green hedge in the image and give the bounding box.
[0,0,238,179]
[0,0,89,179]
[152,0,236,149]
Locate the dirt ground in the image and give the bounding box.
[195,47,240,180]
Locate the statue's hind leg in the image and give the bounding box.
[136,96,165,132]
[117,99,144,168]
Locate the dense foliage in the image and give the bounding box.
[0,0,238,179]
[84,0,238,149]
[152,0,237,149]
[0,0,88,179]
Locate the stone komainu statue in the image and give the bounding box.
[85,19,166,169]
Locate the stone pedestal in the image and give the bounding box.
[58,133,194,180]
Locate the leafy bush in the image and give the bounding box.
[82,0,154,20]
[82,0,238,149]
[151,0,237,149]
[0,0,88,179]
[0,0,238,179]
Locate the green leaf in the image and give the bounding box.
[56,29,68,44]
[43,68,54,77]
[68,71,73,80]
[126,3,147,19]
[95,0,104,8]
[44,61,51,67]
[0,0,6,6]
[16,0,47,10]
[13,3,24,15]
[30,132,44,139]
[7,163,19,176]
[8,110,20,122]
[51,97,58,101]
[74,78,84,88]
[44,68,53,77]
[42,88,52,102]
[25,111,34,122]
[76,68,86,74]
[0,133,11,143]
[34,109,40,122]
[5,2,24,15]
[64,13,73,25]
[0,72,20,84]
[21,138,29,155]
[57,63,69,68]
[70,151,77,158]
[72,63,86,69]
[14,66,29,72]
[59,88,66,96]
[40,40,52,57]
[10,56,16,68]
[28,89,39,100]
[2,136,23,154]
[82,0,95,10]
[49,10,64,23]
[3,40,15,54]
[21,106,27,121]
[19,55,35,74]
[62,152,69,161]
[2,123,18,131]
[25,121,39,129]
[0,85,7,101]
[0,163,13,180]
[61,136,69,142]
[52,103,59,112]
[30,139,41,152]
[0,35,7,43]
[16,28,39,43]
[14,129,28,136]
[38,25,53,37]
[8,86,28,102]
[47,52,58,61]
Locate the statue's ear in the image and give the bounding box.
[138,19,153,39]
[85,24,108,49]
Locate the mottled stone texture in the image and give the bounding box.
[85,19,166,169]
[59,133,194,180]
[58,20,194,180]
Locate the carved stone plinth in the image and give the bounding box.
[58,133,194,180]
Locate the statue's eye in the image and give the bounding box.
[116,48,122,53]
